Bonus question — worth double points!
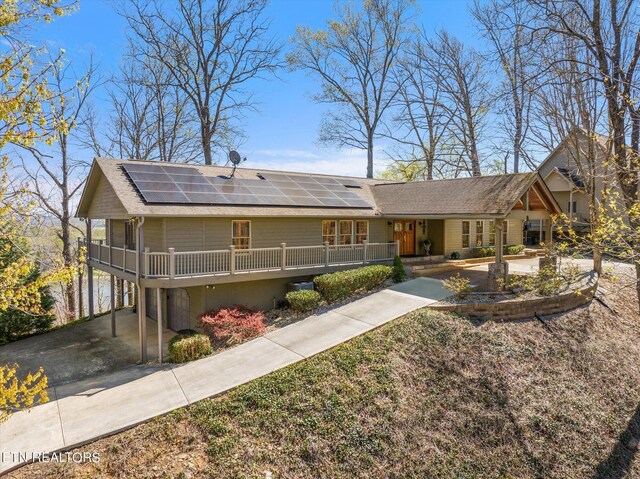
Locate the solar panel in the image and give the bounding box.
[121,163,372,209]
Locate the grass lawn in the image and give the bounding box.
[9,278,640,479]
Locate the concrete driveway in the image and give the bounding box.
[0,309,173,387]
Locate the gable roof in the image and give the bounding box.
[370,172,560,217]
[76,158,387,219]
[76,158,560,219]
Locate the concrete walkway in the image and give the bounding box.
[0,283,439,473]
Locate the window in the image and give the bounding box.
[488,220,496,246]
[502,220,508,247]
[339,220,353,245]
[124,220,136,250]
[355,220,369,244]
[476,221,484,247]
[322,220,337,245]
[231,220,251,249]
[462,221,470,249]
[568,201,577,214]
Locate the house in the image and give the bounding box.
[76,158,560,362]
[537,129,616,237]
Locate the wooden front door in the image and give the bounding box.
[393,220,416,256]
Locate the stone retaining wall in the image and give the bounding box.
[429,272,598,321]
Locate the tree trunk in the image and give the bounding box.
[366,133,374,179]
[116,278,123,308]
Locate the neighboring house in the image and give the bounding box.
[537,129,616,236]
[76,158,560,361]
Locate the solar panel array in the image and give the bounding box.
[121,162,372,209]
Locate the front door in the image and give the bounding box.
[393,220,416,255]
[167,288,190,331]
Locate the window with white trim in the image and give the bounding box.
[462,221,470,249]
[488,220,496,246]
[322,220,337,245]
[339,220,353,245]
[475,221,484,247]
[231,220,251,249]
[355,220,368,244]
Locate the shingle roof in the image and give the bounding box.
[370,173,540,216]
[556,167,585,188]
[77,158,557,219]
[77,158,387,218]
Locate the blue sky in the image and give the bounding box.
[33,0,480,177]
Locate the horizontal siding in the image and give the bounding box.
[110,220,125,248]
[143,218,164,251]
[87,175,128,219]
[165,218,204,252]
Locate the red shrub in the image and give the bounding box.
[199,306,266,347]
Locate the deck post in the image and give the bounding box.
[156,288,163,364]
[144,247,150,276]
[86,219,94,320]
[229,245,236,274]
[138,285,147,363]
[363,240,368,263]
[110,274,116,337]
[98,239,103,263]
[281,243,287,270]
[168,248,175,279]
[324,242,330,267]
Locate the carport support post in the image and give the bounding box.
[156,288,163,364]
[110,274,116,337]
[86,219,94,320]
[138,285,147,363]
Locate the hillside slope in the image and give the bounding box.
[10,278,640,479]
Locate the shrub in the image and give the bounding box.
[392,255,407,282]
[505,244,525,255]
[168,333,212,363]
[199,306,267,347]
[286,290,321,312]
[508,265,568,296]
[443,273,473,299]
[314,265,393,303]
[471,247,495,258]
[450,252,461,260]
[0,364,48,424]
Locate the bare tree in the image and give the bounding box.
[288,0,414,178]
[527,0,640,305]
[472,0,538,173]
[385,33,454,181]
[118,0,282,165]
[425,31,490,177]
[16,55,99,321]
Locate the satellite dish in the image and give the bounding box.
[229,150,242,165]
[228,150,246,178]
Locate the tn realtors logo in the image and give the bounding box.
[2,451,100,463]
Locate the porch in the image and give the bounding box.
[83,239,397,280]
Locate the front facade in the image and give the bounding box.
[76,158,560,362]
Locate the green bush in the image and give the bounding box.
[314,265,393,303]
[168,333,213,363]
[471,247,496,258]
[443,273,473,299]
[392,255,407,282]
[286,290,321,312]
[505,244,525,255]
[450,252,461,260]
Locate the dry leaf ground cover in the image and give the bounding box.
[9,278,640,479]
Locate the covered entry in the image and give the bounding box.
[393,220,416,255]
[167,288,190,331]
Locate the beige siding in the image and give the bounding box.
[443,217,529,259]
[86,175,128,219]
[545,171,571,192]
[110,220,125,248]
[143,218,164,251]
[165,218,205,252]
[159,217,388,252]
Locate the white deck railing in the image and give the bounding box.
[82,239,397,279]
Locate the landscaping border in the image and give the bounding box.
[428,271,598,321]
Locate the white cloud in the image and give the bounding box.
[248,147,371,177]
